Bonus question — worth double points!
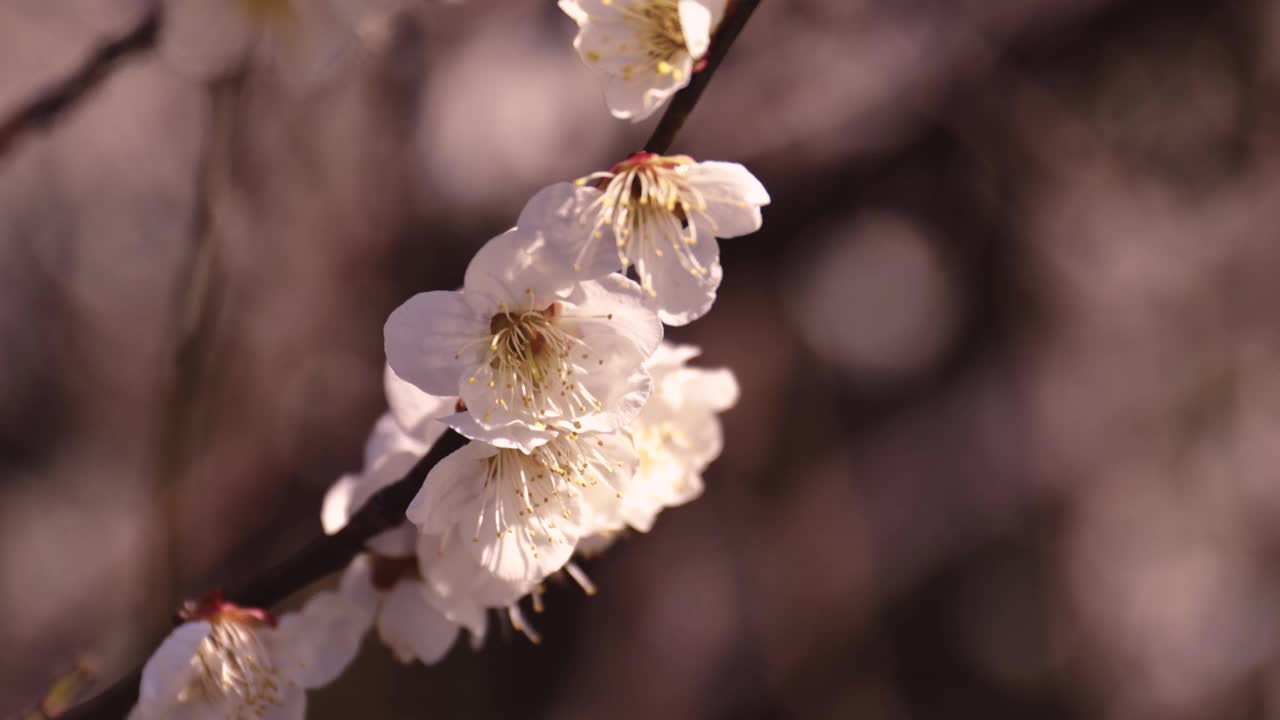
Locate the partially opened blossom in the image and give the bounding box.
[520,153,769,325]
[385,228,662,451]
[336,553,480,665]
[406,429,638,588]
[131,591,369,720]
[613,342,738,531]
[161,0,423,87]
[560,0,726,121]
[323,395,482,664]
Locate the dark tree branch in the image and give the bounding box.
[643,0,762,155]
[60,430,469,720]
[0,7,162,160]
[58,3,763,717]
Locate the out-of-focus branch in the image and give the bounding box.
[0,6,162,160]
[643,0,762,155]
[59,430,468,720]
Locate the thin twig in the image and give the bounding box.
[58,3,763,716]
[643,0,762,155]
[0,6,162,160]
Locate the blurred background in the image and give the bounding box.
[4,0,1280,717]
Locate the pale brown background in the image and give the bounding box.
[5,1,1280,718]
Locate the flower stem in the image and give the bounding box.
[643,0,763,155]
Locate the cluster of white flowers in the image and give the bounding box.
[134,3,764,716]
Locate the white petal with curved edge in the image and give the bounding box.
[441,410,555,453]
[646,248,723,326]
[406,442,495,535]
[321,474,360,535]
[462,228,575,311]
[646,342,702,371]
[385,290,482,397]
[602,69,685,122]
[558,0,588,23]
[384,364,454,439]
[138,622,210,707]
[363,414,428,473]
[474,519,577,585]
[337,554,383,618]
[566,275,663,358]
[417,531,510,636]
[517,182,619,281]
[377,580,459,665]
[275,591,373,689]
[678,0,714,58]
[688,161,770,237]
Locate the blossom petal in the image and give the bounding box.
[646,247,722,326]
[321,474,360,535]
[687,161,770,238]
[138,622,210,708]
[385,290,482,397]
[463,228,575,311]
[474,516,577,585]
[601,67,687,122]
[678,0,716,58]
[275,591,373,689]
[337,555,383,619]
[441,410,555,453]
[384,364,454,440]
[517,182,619,281]
[363,413,428,470]
[377,580,459,665]
[417,533,497,639]
[567,275,663,357]
[406,442,494,535]
[260,689,307,720]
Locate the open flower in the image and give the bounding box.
[406,429,638,588]
[559,0,726,121]
[384,228,661,451]
[519,153,769,325]
[131,591,369,720]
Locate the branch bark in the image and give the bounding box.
[0,6,161,160]
[57,1,762,716]
[643,0,762,155]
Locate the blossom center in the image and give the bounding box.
[473,436,624,557]
[577,154,714,294]
[178,598,283,711]
[630,0,687,65]
[468,299,604,422]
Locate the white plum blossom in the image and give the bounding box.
[384,228,662,451]
[406,428,638,589]
[322,389,487,664]
[611,342,738,531]
[560,0,727,121]
[131,591,369,720]
[161,0,423,87]
[519,153,769,325]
